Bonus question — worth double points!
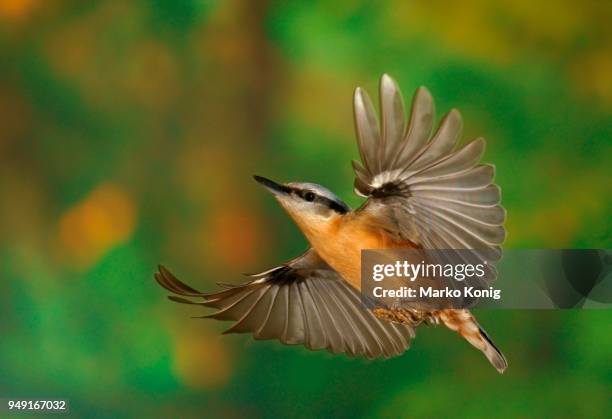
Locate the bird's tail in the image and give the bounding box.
[437,309,508,373]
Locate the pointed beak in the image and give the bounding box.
[253,175,291,196]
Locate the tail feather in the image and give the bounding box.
[438,309,508,373]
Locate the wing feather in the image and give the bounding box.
[354,87,381,173]
[352,75,505,290]
[155,250,415,359]
[393,86,434,170]
[380,74,406,164]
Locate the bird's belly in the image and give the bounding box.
[312,225,414,291]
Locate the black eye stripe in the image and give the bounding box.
[325,199,349,214]
[293,188,349,214]
[315,195,349,214]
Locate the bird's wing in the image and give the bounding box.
[352,75,505,280]
[155,249,415,359]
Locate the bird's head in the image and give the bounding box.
[254,175,350,233]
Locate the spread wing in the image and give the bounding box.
[352,75,505,284]
[155,249,415,359]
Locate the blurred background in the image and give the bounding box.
[0,0,610,417]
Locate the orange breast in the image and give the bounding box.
[305,213,416,291]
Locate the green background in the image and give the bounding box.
[0,1,610,417]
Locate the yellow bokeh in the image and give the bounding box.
[172,330,232,390]
[58,183,136,268]
[388,0,612,104]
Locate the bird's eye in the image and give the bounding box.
[304,192,316,202]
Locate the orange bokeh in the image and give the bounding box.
[172,331,232,390]
[0,0,37,20]
[58,183,136,268]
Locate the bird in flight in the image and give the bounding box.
[155,74,507,373]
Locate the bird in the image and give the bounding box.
[155,74,508,373]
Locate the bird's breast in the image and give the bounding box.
[305,213,415,291]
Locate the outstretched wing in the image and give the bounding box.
[352,75,505,271]
[155,249,415,359]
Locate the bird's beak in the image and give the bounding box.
[253,175,291,196]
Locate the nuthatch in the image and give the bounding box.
[156,74,507,373]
